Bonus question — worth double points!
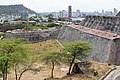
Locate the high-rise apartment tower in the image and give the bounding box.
[68,5,72,18]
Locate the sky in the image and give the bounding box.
[0,0,120,12]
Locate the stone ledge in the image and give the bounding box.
[68,24,120,40]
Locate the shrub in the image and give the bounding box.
[47,23,59,27]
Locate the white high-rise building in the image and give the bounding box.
[59,11,63,18]
[113,8,118,16]
[52,12,59,18]
[76,9,81,17]
[62,10,68,18]
[102,10,105,16]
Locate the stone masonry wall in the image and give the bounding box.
[57,25,120,65]
[80,15,120,34]
[114,39,120,65]
[5,29,60,42]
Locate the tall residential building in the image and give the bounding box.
[102,10,105,15]
[52,12,59,18]
[62,10,68,18]
[76,9,81,17]
[68,5,72,18]
[59,11,63,18]
[113,8,118,16]
[105,11,113,16]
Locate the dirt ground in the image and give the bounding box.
[7,61,110,80]
[8,63,68,80]
[3,40,110,80]
[6,40,64,80]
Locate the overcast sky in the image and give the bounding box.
[0,0,120,12]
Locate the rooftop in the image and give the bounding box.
[68,24,120,40]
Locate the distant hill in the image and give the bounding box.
[0,4,36,15]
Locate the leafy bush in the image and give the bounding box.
[0,32,4,37]
[47,23,59,27]
[33,24,48,29]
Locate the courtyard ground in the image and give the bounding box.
[6,40,110,80]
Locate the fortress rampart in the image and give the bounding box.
[5,29,60,42]
[57,24,120,65]
[80,15,120,34]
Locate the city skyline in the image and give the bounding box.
[0,0,120,12]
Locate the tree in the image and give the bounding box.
[9,39,40,80]
[14,18,22,21]
[63,41,92,75]
[47,22,59,28]
[13,55,40,80]
[0,38,30,80]
[46,14,54,22]
[40,51,62,78]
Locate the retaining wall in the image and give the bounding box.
[57,25,120,65]
[5,29,60,42]
[80,15,120,34]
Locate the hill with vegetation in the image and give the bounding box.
[0,4,36,15]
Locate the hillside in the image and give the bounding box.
[0,4,36,15]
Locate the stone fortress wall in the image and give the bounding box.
[5,15,120,65]
[80,15,120,34]
[5,28,60,42]
[57,23,120,65]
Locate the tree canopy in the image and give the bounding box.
[0,38,30,80]
[63,41,92,75]
[40,51,62,78]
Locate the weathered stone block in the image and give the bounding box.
[57,25,120,65]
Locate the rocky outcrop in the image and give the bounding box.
[80,15,120,34]
[57,25,120,65]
